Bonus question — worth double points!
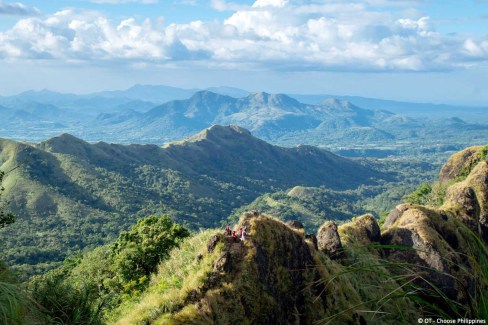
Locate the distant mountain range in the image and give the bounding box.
[88,91,396,142]
[1,84,488,157]
[0,125,386,275]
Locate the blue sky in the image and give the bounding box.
[0,0,488,105]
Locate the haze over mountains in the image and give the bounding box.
[1,85,488,158]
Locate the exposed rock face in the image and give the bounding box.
[444,161,488,241]
[376,146,488,304]
[338,214,381,245]
[383,204,411,229]
[445,183,480,229]
[380,206,469,300]
[206,233,223,253]
[378,156,488,304]
[317,221,343,258]
[192,214,328,325]
[439,145,484,185]
[362,214,381,242]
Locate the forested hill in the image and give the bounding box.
[0,125,386,275]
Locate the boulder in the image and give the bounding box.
[444,161,488,241]
[444,184,480,230]
[438,146,483,185]
[339,214,381,245]
[317,221,343,259]
[381,205,471,301]
[383,204,411,229]
[206,234,223,253]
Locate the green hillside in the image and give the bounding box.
[3,144,486,324]
[228,158,436,231]
[0,125,388,276]
[28,141,488,323]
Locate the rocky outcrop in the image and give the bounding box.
[316,221,343,258]
[174,214,330,325]
[383,204,411,228]
[377,148,488,303]
[338,214,381,246]
[444,161,488,241]
[438,145,486,185]
[380,206,471,300]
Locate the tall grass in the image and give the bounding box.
[109,229,217,324]
[30,276,106,325]
[0,281,25,325]
[458,225,488,320]
[0,261,44,325]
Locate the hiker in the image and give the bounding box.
[225,224,231,236]
[232,230,238,242]
[238,228,243,239]
[241,228,246,241]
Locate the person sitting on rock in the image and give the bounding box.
[231,230,238,242]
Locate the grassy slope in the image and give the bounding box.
[113,214,416,324]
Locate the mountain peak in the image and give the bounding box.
[49,133,84,142]
[252,91,271,99]
[184,125,252,143]
[39,133,91,153]
[210,124,251,135]
[246,92,301,107]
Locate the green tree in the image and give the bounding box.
[111,215,190,289]
[403,183,432,205]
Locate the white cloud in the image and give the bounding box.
[0,0,487,72]
[0,1,39,16]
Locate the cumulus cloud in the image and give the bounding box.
[0,0,487,72]
[0,1,40,16]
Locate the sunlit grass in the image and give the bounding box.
[109,229,219,324]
